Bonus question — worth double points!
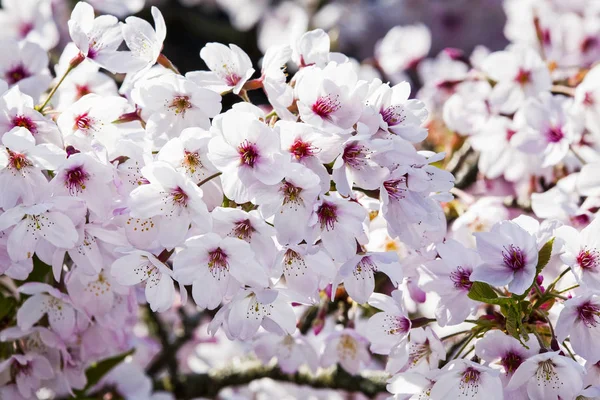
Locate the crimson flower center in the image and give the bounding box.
[577,301,600,327]
[8,150,31,171]
[546,126,564,143]
[12,115,37,133]
[502,244,526,271]
[577,248,599,270]
[65,165,90,194]
[289,138,315,160]
[501,351,523,374]
[168,95,192,115]
[5,64,30,84]
[317,201,338,231]
[238,140,259,167]
[450,266,473,291]
[515,69,531,86]
[312,94,341,118]
[232,219,255,240]
[381,105,406,126]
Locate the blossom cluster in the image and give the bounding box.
[1,0,600,400]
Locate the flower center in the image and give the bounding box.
[500,351,523,374]
[342,142,368,168]
[381,105,406,126]
[231,219,255,240]
[289,138,315,160]
[65,166,90,194]
[577,301,600,327]
[383,178,407,201]
[7,150,32,171]
[312,94,341,118]
[577,248,600,270]
[207,247,229,279]
[168,95,192,115]
[546,126,564,143]
[535,360,560,387]
[459,367,481,396]
[5,64,30,84]
[12,115,37,133]
[515,69,531,86]
[584,92,595,107]
[502,244,526,271]
[75,113,93,131]
[383,314,411,336]
[224,73,241,87]
[336,334,358,359]
[237,140,259,167]
[317,201,338,231]
[281,181,303,205]
[506,129,517,141]
[182,150,202,174]
[170,187,188,207]
[75,84,91,99]
[450,266,473,291]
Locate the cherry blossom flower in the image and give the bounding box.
[273,244,335,301]
[0,39,51,100]
[309,194,367,262]
[481,45,552,114]
[512,92,583,168]
[430,359,503,400]
[321,329,371,375]
[386,326,445,374]
[226,288,296,341]
[208,106,287,203]
[375,24,431,79]
[0,353,54,398]
[0,86,62,145]
[111,250,176,312]
[253,163,321,245]
[365,290,411,354]
[122,6,167,73]
[0,201,79,262]
[475,330,539,397]
[187,43,254,94]
[365,80,429,142]
[128,161,211,248]
[0,0,59,51]
[556,216,600,290]
[296,62,365,131]
[0,127,65,209]
[506,351,585,400]
[470,219,539,295]
[173,233,268,310]
[556,294,600,363]
[211,206,277,270]
[420,239,481,326]
[17,282,77,339]
[333,252,402,304]
[132,74,222,147]
[253,333,319,374]
[68,1,139,74]
[50,152,115,218]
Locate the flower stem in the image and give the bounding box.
[198,171,222,187]
[36,64,76,113]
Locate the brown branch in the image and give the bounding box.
[155,361,389,399]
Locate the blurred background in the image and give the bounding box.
[117,0,508,76]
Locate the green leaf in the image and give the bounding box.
[73,349,135,398]
[536,238,555,274]
[505,305,530,347]
[468,282,513,306]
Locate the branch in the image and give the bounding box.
[156,361,389,398]
[447,143,479,189]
